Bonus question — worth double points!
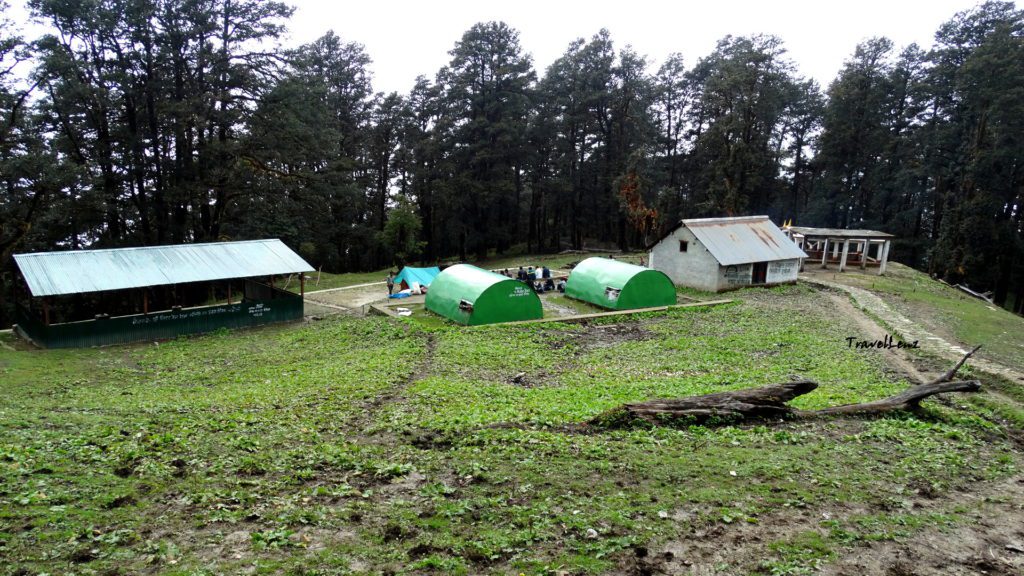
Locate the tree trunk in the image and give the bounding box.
[590,346,983,428]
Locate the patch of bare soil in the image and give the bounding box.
[820,476,1024,576]
[559,322,655,379]
[617,475,1024,576]
[190,524,357,569]
[623,506,855,575]
[540,296,580,318]
[499,321,655,389]
[577,322,656,350]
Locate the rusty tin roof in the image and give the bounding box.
[681,216,808,266]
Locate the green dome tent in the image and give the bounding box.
[565,257,676,310]
[425,264,542,325]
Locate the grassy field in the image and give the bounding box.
[0,283,1020,575]
[818,263,1024,372]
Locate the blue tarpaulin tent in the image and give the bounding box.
[394,266,440,290]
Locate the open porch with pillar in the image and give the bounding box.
[787,227,894,275]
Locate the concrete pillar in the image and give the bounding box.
[879,240,891,275]
[839,240,850,272]
[860,240,868,269]
[821,238,829,268]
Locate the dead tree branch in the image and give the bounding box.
[927,344,981,386]
[590,346,983,428]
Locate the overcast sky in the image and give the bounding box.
[281,0,988,94]
[8,0,996,94]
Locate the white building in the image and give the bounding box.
[649,216,808,292]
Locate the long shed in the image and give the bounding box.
[12,239,313,348]
[425,264,542,325]
[649,216,807,292]
[565,257,676,310]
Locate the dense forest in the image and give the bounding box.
[1,0,1023,323]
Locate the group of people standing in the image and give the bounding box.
[499,265,565,293]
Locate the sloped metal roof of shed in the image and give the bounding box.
[14,239,314,297]
[682,216,808,266]
[788,226,893,239]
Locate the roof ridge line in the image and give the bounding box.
[682,215,769,225]
[14,238,279,258]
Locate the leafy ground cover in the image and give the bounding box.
[1,283,1020,575]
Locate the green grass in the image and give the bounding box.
[301,269,391,292]
[0,282,1019,575]
[831,263,1024,371]
[542,294,608,316]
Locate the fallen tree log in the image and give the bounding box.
[927,344,981,386]
[595,380,817,425]
[590,346,982,428]
[807,379,980,416]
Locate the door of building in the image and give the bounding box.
[752,262,768,284]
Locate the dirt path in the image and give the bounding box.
[803,276,1024,384]
[304,284,390,316]
[349,332,437,443]
[826,291,927,384]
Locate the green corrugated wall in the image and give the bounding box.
[565,257,677,310]
[16,297,303,348]
[425,264,542,325]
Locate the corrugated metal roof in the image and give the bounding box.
[14,239,314,297]
[683,216,808,266]
[788,226,894,239]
